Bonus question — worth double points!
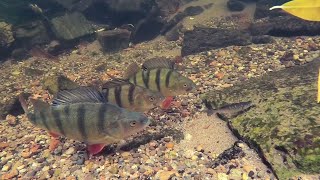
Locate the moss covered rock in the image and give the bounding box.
[0,21,14,48]
[202,58,320,179]
[42,74,79,95]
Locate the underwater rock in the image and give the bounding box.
[161,12,187,35]
[181,27,252,56]
[46,40,62,55]
[202,57,320,179]
[50,12,95,41]
[0,21,14,60]
[97,29,131,53]
[0,21,14,50]
[252,0,320,37]
[183,6,204,16]
[54,0,95,12]
[131,17,165,44]
[164,24,182,41]
[11,48,29,61]
[13,20,50,47]
[250,16,320,37]
[227,0,245,12]
[0,93,30,119]
[42,74,80,95]
[156,0,181,17]
[207,142,245,168]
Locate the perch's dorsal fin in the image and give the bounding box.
[123,62,141,79]
[52,86,105,106]
[142,58,175,70]
[102,78,132,89]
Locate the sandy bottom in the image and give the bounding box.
[177,113,273,173]
[177,113,237,154]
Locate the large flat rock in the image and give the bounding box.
[50,12,95,40]
[202,58,320,179]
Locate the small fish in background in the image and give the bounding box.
[204,100,253,120]
[270,0,320,22]
[121,59,197,109]
[19,87,150,155]
[101,78,165,112]
[29,4,43,14]
[28,3,50,22]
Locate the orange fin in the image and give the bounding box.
[161,96,174,109]
[87,144,105,155]
[49,132,60,138]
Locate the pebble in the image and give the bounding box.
[0,142,9,150]
[243,165,254,173]
[217,173,228,180]
[2,169,19,179]
[108,165,119,174]
[2,164,12,172]
[196,145,204,152]
[21,149,32,158]
[156,170,177,180]
[53,146,63,155]
[150,150,157,156]
[6,114,17,126]
[166,142,174,149]
[121,152,131,159]
[76,156,85,165]
[65,147,76,155]
[163,137,171,142]
[248,170,255,177]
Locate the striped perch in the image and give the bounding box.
[101,79,164,112]
[19,87,150,155]
[124,59,197,97]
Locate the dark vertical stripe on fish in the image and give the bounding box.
[142,70,150,88]
[97,104,106,134]
[165,70,173,88]
[133,74,137,85]
[77,105,87,141]
[104,88,109,102]
[64,106,70,117]
[155,68,161,92]
[40,111,50,131]
[52,110,65,136]
[115,86,122,107]
[128,84,135,105]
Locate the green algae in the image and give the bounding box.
[203,58,320,179]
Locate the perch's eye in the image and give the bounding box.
[130,121,137,127]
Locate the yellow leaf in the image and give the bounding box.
[318,67,320,103]
[269,0,320,22]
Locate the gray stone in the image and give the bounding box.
[97,29,131,53]
[202,58,320,179]
[227,0,245,12]
[13,20,50,47]
[182,27,252,56]
[50,12,95,40]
